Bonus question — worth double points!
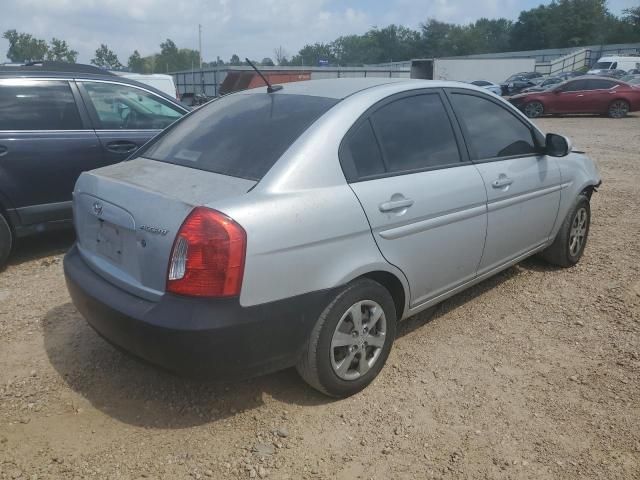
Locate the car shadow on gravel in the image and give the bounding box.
[42,303,332,429]
[8,230,75,267]
[42,263,526,429]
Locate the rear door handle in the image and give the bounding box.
[105,141,138,154]
[0,145,8,157]
[379,198,414,212]
[492,176,514,188]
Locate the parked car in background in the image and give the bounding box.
[587,56,640,75]
[0,62,188,268]
[521,76,564,93]
[470,80,502,95]
[621,74,640,85]
[509,77,640,118]
[556,71,584,81]
[590,69,628,79]
[501,72,542,95]
[64,78,600,398]
[114,73,180,101]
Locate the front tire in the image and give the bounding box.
[0,213,13,269]
[524,101,544,118]
[296,279,396,398]
[540,195,590,268]
[608,100,629,118]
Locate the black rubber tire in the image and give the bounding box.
[0,213,12,270]
[607,100,629,119]
[523,101,544,118]
[540,195,590,268]
[296,278,397,398]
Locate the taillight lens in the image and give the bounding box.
[167,207,246,297]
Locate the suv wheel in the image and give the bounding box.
[296,278,396,398]
[0,213,13,269]
[540,195,590,267]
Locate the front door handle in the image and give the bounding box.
[379,198,414,212]
[492,176,514,188]
[0,145,8,157]
[106,141,139,154]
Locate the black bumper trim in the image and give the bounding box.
[64,245,337,379]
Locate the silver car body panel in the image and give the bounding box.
[71,78,601,320]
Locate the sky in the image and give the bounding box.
[1,0,637,65]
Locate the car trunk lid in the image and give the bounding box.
[73,157,256,300]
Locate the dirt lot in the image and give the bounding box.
[1,114,639,480]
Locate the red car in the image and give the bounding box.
[509,76,640,118]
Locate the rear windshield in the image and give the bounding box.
[142,93,338,180]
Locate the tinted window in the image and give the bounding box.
[472,81,490,86]
[345,120,385,178]
[370,94,460,173]
[451,93,536,160]
[0,80,82,130]
[143,93,338,180]
[586,79,617,90]
[82,82,183,130]
[562,80,588,92]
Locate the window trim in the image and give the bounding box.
[443,88,545,164]
[76,79,186,131]
[0,78,90,132]
[339,88,471,183]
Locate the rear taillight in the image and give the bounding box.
[167,207,246,297]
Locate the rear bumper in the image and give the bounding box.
[64,245,335,379]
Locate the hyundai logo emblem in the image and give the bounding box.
[92,201,103,216]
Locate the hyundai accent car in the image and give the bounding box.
[509,76,640,118]
[64,78,601,397]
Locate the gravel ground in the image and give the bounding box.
[0,114,639,480]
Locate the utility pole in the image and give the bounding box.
[198,24,202,70]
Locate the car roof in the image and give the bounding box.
[236,77,476,100]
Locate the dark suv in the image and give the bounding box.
[0,62,188,267]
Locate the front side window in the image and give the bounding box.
[82,82,183,130]
[560,79,588,92]
[142,93,338,180]
[0,80,82,130]
[450,93,537,160]
[370,94,461,173]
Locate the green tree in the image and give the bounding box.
[261,57,274,66]
[91,44,123,69]
[45,38,78,62]
[3,29,49,62]
[127,50,146,73]
[155,39,200,72]
[290,43,335,66]
[229,54,241,65]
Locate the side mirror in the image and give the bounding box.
[545,133,572,157]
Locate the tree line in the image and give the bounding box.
[3,1,639,71]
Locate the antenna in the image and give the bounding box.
[245,58,283,93]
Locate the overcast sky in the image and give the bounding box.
[1,0,637,65]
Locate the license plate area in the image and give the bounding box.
[96,220,124,264]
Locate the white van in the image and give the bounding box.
[587,55,640,74]
[113,73,179,100]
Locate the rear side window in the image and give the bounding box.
[586,79,617,90]
[0,80,82,130]
[370,94,461,173]
[143,93,338,180]
[345,120,386,178]
[450,93,536,160]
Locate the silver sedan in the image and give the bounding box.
[64,78,601,397]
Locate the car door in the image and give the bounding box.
[446,89,562,274]
[581,79,620,112]
[77,80,185,165]
[343,90,488,308]
[550,79,589,113]
[0,78,100,226]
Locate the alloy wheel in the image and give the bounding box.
[330,300,387,381]
[609,100,629,118]
[524,101,544,118]
[569,207,588,257]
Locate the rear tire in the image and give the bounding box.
[0,213,12,270]
[540,195,590,268]
[608,100,629,118]
[296,278,396,398]
[524,101,544,118]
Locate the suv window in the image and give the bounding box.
[142,93,338,180]
[82,81,183,130]
[586,79,617,90]
[450,93,537,160]
[370,94,461,173]
[0,80,82,130]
